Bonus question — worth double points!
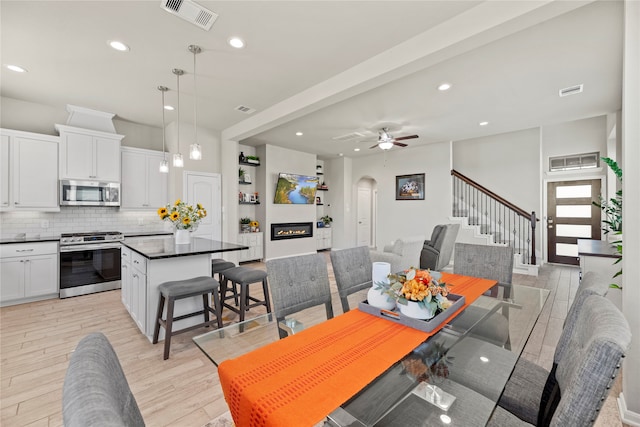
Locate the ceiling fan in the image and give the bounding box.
[369,127,418,150]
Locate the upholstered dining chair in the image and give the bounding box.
[488,295,630,427]
[266,253,334,339]
[497,271,612,419]
[450,243,514,348]
[62,332,145,427]
[330,246,373,313]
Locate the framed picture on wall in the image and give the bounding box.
[396,173,425,200]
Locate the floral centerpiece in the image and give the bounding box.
[158,199,207,244]
[375,268,452,319]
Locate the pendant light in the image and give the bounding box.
[172,68,184,168]
[188,44,202,160]
[158,86,169,173]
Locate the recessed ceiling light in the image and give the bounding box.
[354,148,360,152]
[295,132,303,136]
[480,356,490,363]
[108,40,130,52]
[479,121,489,126]
[438,82,452,91]
[164,105,174,111]
[228,37,245,49]
[338,153,344,157]
[6,64,27,73]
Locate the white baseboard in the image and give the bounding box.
[618,393,640,426]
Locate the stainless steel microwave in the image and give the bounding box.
[59,180,120,206]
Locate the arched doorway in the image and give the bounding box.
[356,177,377,248]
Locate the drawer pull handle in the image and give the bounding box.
[16,249,34,252]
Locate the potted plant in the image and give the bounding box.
[239,167,246,183]
[321,215,333,228]
[240,217,251,233]
[592,157,622,287]
[246,155,260,165]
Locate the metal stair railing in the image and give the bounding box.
[451,169,539,265]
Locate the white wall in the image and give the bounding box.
[453,127,540,212]
[325,156,351,249]
[351,142,451,248]
[262,144,318,260]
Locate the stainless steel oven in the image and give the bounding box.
[59,232,124,298]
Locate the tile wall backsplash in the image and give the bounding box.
[0,207,168,238]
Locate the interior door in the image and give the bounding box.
[547,179,601,265]
[184,171,221,241]
[357,186,372,247]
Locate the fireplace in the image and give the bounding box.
[271,222,314,240]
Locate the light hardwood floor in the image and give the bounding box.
[0,258,625,426]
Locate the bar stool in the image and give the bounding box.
[211,259,238,305]
[152,276,223,360]
[220,267,272,323]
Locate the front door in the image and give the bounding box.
[547,179,601,265]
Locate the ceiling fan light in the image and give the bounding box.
[173,153,184,167]
[379,141,394,150]
[189,143,202,160]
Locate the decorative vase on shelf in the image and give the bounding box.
[368,262,395,310]
[174,229,191,245]
[399,301,435,320]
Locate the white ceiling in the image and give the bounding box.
[1,1,623,159]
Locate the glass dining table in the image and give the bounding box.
[194,281,549,427]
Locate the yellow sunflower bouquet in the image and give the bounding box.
[157,199,207,231]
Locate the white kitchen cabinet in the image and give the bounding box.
[316,228,332,250]
[121,147,168,210]
[56,124,123,181]
[238,232,263,262]
[0,242,58,306]
[0,129,59,211]
[121,246,131,310]
[120,246,147,333]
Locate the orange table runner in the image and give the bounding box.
[218,273,496,427]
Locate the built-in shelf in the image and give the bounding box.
[317,187,328,191]
[239,181,252,185]
[316,203,324,206]
[240,160,260,167]
[240,201,260,205]
[316,172,323,175]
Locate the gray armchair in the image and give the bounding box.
[62,333,145,427]
[419,224,460,271]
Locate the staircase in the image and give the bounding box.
[450,170,540,276]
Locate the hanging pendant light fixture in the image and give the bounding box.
[158,85,169,173]
[188,44,202,160]
[172,68,184,168]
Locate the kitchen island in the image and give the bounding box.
[120,236,248,342]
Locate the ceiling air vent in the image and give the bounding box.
[332,131,367,142]
[160,0,218,31]
[235,105,256,114]
[559,84,583,97]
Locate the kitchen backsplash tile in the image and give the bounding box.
[0,207,168,238]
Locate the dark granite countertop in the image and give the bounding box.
[0,235,60,245]
[121,236,248,260]
[124,231,173,238]
[577,239,621,258]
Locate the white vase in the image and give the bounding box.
[174,229,191,245]
[399,301,435,320]
[367,287,396,310]
[372,262,391,283]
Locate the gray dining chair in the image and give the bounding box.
[488,294,630,427]
[330,246,372,313]
[497,270,612,422]
[266,253,334,339]
[62,332,145,427]
[450,243,514,348]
